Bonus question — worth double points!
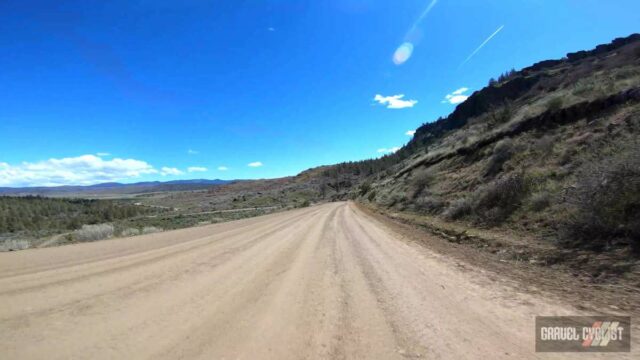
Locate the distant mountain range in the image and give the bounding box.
[0,179,234,197]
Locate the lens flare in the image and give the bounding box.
[393,42,413,65]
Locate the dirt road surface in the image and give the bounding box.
[0,202,636,359]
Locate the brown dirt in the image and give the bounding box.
[358,202,640,316]
[0,202,637,359]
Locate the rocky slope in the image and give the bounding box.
[332,34,640,278]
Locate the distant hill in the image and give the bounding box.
[0,179,234,197]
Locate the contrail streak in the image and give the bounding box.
[407,0,438,38]
[461,25,504,66]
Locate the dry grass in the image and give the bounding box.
[120,228,141,237]
[74,224,114,242]
[0,239,31,252]
[142,226,163,234]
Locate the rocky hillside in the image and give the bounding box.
[335,34,640,269]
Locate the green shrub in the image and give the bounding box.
[409,168,435,199]
[528,191,552,212]
[0,196,151,234]
[532,135,555,158]
[386,193,406,209]
[558,147,577,166]
[358,181,371,196]
[572,80,595,97]
[443,198,473,220]
[443,173,531,225]
[546,97,564,112]
[415,196,447,214]
[484,138,514,177]
[561,150,640,252]
[487,103,513,126]
[473,173,531,225]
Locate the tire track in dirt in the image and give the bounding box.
[1,202,636,359]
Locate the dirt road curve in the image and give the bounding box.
[0,202,635,359]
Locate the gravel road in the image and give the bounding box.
[0,202,635,359]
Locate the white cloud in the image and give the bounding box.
[187,149,199,155]
[248,162,263,167]
[0,155,157,187]
[187,166,207,173]
[452,87,468,95]
[377,147,401,154]
[405,130,416,136]
[217,166,229,171]
[96,152,111,157]
[444,87,470,104]
[160,167,183,176]
[373,94,417,109]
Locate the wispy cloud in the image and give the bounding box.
[405,130,416,136]
[443,87,470,104]
[377,147,401,154]
[0,154,157,187]
[248,161,263,167]
[187,166,207,173]
[373,94,417,109]
[217,166,228,171]
[267,27,275,32]
[96,152,111,157]
[461,25,504,66]
[187,149,199,155]
[160,167,183,176]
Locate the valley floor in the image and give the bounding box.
[0,202,637,359]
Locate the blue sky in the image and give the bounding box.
[1,0,638,186]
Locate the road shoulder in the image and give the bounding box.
[353,201,640,317]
